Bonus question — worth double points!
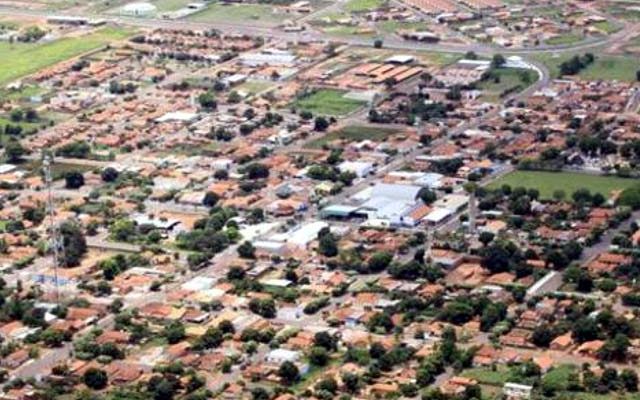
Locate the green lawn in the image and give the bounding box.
[542,364,577,392]
[292,89,366,116]
[0,27,134,86]
[579,55,639,82]
[305,125,400,148]
[236,80,275,96]
[187,3,282,25]
[487,171,638,200]
[152,0,192,11]
[592,20,621,34]
[545,32,584,46]
[343,0,385,12]
[477,68,537,102]
[532,52,639,81]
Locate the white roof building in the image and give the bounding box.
[120,2,157,16]
[266,349,301,364]
[338,161,374,178]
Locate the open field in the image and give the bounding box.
[532,52,639,81]
[578,55,639,81]
[236,80,275,96]
[305,125,400,148]
[487,171,638,200]
[292,89,366,116]
[593,20,621,34]
[545,32,584,46]
[343,0,385,12]
[152,0,192,11]
[187,3,283,25]
[476,68,537,102]
[0,27,134,86]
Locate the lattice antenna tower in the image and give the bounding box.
[43,154,63,304]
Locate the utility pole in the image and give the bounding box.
[43,154,62,305]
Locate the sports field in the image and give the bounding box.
[487,171,637,200]
[292,89,366,116]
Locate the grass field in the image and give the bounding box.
[152,0,192,11]
[343,0,385,11]
[293,89,366,116]
[542,364,576,392]
[532,52,639,81]
[305,125,399,148]
[0,27,134,86]
[476,68,537,102]
[578,55,639,81]
[593,20,621,34]
[187,3,282,25]
[236,80,275,95]
[487,171,638,200]
[545,32,584,46]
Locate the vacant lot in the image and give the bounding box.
[293,89,366,116]
[0,27,134,85]
[487,171,638,200]
[461,366,509,386]
[305,125,400,148]
[187,3,282,26]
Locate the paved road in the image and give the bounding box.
[0,5,633,58]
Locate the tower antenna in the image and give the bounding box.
[43,154,62,305]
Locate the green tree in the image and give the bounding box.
[197,91,217,110]
[59,221,87,267]
[5,140,26,162]
[309,346,329,366]
[237,241,256,259]
[64,171,85,189]
[101,167,119,182]
[83,367,108,390]
[367,251,393,273]
[202,191,219,207]
[278,361,300,384]
[110,219,136,242]
[163,321,186,344]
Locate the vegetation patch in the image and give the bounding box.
[305,125,400,148]
[292,89,366,116]
[0,27,134,85]
[487,171,638,200]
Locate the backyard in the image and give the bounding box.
[487,171,638,200]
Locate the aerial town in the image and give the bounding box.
[0,0,639,400]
